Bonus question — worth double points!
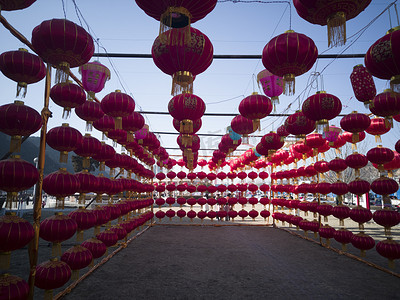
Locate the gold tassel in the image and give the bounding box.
[180,120,193,134]
[6,192,18,209]
[10,136,22,153]
[283,74,295,96]
[388,259,395,269]
[172,71,193,96]
[182,134,192,147]
[127,133,134,142]
[339,219,344,227]
[99,162,105,171]
[360,250,366,257]
[51,242,62,257]
[86,121,93,132]
[327,11,346,47]
[375,135,382,143]
[83,157,90,169]
[341,243,347,252]
[62,107,71,119]
[253,119,261,131]
[114,117,122,129]
[0,251,11,270]
[76,230,84,242]
[159,7,191,45]
[56,197,65,209]
[324,216,328,222]
[72,270,79,281]
[326,238,331,247]
[60,151,68,163]
[44,290,53,300]
[78,193,85,205]
[55,62,70,83]
[359,223,364,231]
[16,82,27,98]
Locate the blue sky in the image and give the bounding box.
[0,0,399,166]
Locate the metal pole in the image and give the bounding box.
[27,64,52,300]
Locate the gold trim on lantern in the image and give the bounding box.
[327,11,346,47]
[172,71,194,95]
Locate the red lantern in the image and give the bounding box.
[231,115,256,140]
[369,89,400,125]
[122,112,145,142]
[239,93,272,131]
[260,132,284,156]
[35,258,72,299]
[46,123,83,163]
[342,131,366,149]
[371,177,399,203]
[351,232,375,257]
[262,30,318,95]
[0,48,45,97]
[319,225,335,246]
[0,273,29,300]
[92,142,116,171]
[0,0,36,10]
[349,206,372,230]
[152,26,213,95]
[75,170,99,204]
[42,168,80,209]
[81,237,107,259]
[305,133,325,155]
[101,90,135,129]
[40,212,78,257]
[367,146,394,171]
[376,238,400,268]
[333,228,354,251]
[74,134,102,169]
[293,0,371,47]
[31,18,94,83]
[0,100,42,152]
[61,244,93,279]
[284,111,316,139]
[68,207,97,242]
[348,179,370,197]
[50,81,86,118]
[350,64,377,105]
[345,152,368,177]
[328,157,348,177]
[75,100,104,131]
[365,27,400,92]
[0,156,39,208]
[365,117,390,143]
[330,181,349,206]
[96,229,118,248]
[302,91,342,132]
[79,60,110,100]
[373,208,400,235]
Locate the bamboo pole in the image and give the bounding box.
[27,64,52,300]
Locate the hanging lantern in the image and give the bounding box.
[373,209,400,236]
[135,0,217,45]
[350,64,377,106]
[340,111,370,143]
[371,176,399,207]
[35,258,72,300]
[101,90,135,129]
[367,146,394,171]
[46,123,83,163]
[0,156,38,209]
[96,229,118,248]
[333,228,354,251]
[68,207,97,242]
[293,0,371,47]
[231,115,256,143]
[152,26,213,95]
[348,178,370,199]
[0,0,36,10]
[0,274,29,300]
[73,134,102,169]
[328,157,348,178]
[75,100,104,132]
[369,89,400,126]
[92,142,116,171]
[50,81,86,118]
[365,27,400,92]
[322,125,342,146]
[75,170,99,204]
[0,100,42,152]
[330,181,349,207]
[31,18,94,83]
[302,91,342,133]
[262,30,318,95]
[122,112,145,142]
[284,111,316,139]
[260,132,284,156]
[79,60,110,100]
[42,168,80,209]
[0,212,34,269]
[349,206,372,230]
[376,238,400,269]
[305,133,325,156]
[239,92,273,131]
[365,117,391,143]
[0,48,46,97]
[345,152,368,177]
[81,237,107,260]
[382,151,400,177]
[257,68,283,109]
[61,244,93,280]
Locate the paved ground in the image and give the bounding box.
[62,225,400,300]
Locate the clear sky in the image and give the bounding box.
[0,0,399,169]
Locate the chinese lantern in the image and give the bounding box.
[75,170,99,204]
[101,90,135,129]
[0,156,39,208]
[344,152,368,178]
[50,81,86,118]
[122,112,145,142]
[96,229,118,248]
[231,115,256,142]
[0,0,36,10]
[239,92,273,131]
[40,212,78,257]
[369,89,400,126]
[74,134,102,169]
[35,258,72,300]
[257,68,283,108]
[349,205,372,230]
[75,100,104,131]
[318,224,335,246]
[333,228,354,251]
[302,91,342,133]
[376,238,400,269]
[367,146,394,171]
[46,123,83,163]
[43,168,80,209]
[348,179,370,198]
[0,100,42,152]
[330,181,349,207]
[371,176,399,208]
[31,18,94,83]
[0,273,29,300]
[0,212,34,269]
[285,111,316,139]
[293,0,371,47]
[152,26,214,95]
[79,60,110,100]
[0,48,46,97]
[340,111,370,139]
[366,117,391,143]
[351,232,375,257]
[92,142,116,171]
[81,237,107,260]
[350,64,377,106]
[61,244,93,280]
[382,151,400,177]
[365,27,400,92]
[262,30,318,95]
[305,133,325,156]
[68,207,97,242]
[328,157,348,178]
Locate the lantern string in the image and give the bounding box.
[395,4,400,26]
[389,7,393,29]
[61,0,67,19]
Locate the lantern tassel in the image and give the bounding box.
[56,197,65,209]
[283,74,295,96]
[375,135,382,143]
[62,108,71,119]
[327,11,346,47]
[9,136,22,153]
[99,162,105,171]
[180,120,193,134]
[59,151,68,164]
[325,238,331,247]
[390,75,400,93]
[114,117,122,130]
[16,82,28,98]
[341,243,347,252]
[76,230,84,242]
[388,259,395,269]
[6,192,18,209]
[253,119,261,132]
[0,251,11,270]
[55,62,70,84]
[44,290,53,300]
[82,157,90,169]
[182,134,192,147]
[86,121,93,132]
[72,270,79,281]
[51,242,62,257]
[172,71,194,96]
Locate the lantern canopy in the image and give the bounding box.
[79,60,110,100]
[262,30,318,95]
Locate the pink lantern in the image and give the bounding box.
[79,61,110,100]
[135,124,149,144]
[323,125,342,146]
[257,69,283,108]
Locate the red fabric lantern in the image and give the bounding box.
[0,0,36,10]
[239,92,272,131]
[330,181,348,205]
[305,133,325,155]
[231,115,256,140]
[345,152,368,177]
[0,273,29,300]
[349,233,374,257]
[75,170,99,204]
[68,207,97,242]
[367,146,394,170]
[365,27,400,92]
[92,142,116,171]
[40,212,78,257]
[371,177,399,199]
[293,0,371,47]
[96,229,118,248]
[376,238,400,268]
[81,237,107,259]
[365,117,390,143]
[75,100,104,131]
[314,160,329,174]
[79,60,110,100]
[328,157,348,176]
[50,81,86,118]
[31,18,94,83]
[319,225,335,245]
[262,30,318,95]
[35,258,72,299]
[152,26,213,95]
[74,134,102,169]
[101,90,135,129]
[0,48,45,97]
[42,168,80,209]
[46,123,83,163]
[0,100,42,152]
[173,118,201,134]
[348,179,370,197]
[122,112,145,142]
[61,245,93,279]
[302,91,342,132]
[0,156,39,208]
[349,206,372,230]
[284,111,316,139]
[350,64,377,105]
[370,89,400,125]
[333,228,354,251]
